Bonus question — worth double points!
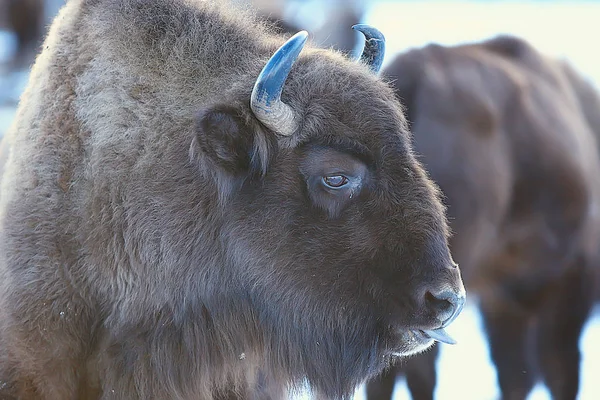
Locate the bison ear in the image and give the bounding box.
[192,105,274,193]
[195,105,254,174]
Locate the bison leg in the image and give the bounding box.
[365,342,439,400]
[534,262,595,400]
[365,365,398,400]
[404,344,439,400]
[7,0,45,67]
[479,295,536,400]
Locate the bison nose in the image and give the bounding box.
[425,287,466,327]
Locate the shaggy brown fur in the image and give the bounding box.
[0,0,465,399]
[367,35,600,400]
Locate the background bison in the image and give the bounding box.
[0,0,465,399]
[366,35,600,400]
[0,0,45,68]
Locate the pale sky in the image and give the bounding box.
[365,1,600,87]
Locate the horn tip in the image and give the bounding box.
[351,24,386,42]
[292,30,309,43]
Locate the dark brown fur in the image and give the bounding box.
[0,0,45,66]
[367,35,600,400]
[0,0,465,399]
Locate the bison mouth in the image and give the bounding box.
[391,327,457,357]
[418,327,456,344]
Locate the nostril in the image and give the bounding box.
[425,289,465,327]
[426,290,454,315]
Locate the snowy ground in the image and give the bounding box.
[1,1,599,399]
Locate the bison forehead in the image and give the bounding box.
[265,57,408,149]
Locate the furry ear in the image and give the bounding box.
[192,104,275,198]
[198,106,250,173]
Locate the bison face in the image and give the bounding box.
[190,51,465,396]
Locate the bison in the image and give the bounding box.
[0,0,45,68]
[0,0,466,399]
[366,35,600,400]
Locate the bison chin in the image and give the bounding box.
[248,307,448,399]
[251,311,392,399]
[392,331,436,357]
[223,250,462,399]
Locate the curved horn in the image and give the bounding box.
[251,31,308,136]
[352,24,386,73]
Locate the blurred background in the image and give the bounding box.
[1,1,599,399]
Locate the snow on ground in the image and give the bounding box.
[1,1,599,399]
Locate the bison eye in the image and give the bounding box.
[322,175,349,188]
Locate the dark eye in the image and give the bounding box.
[322,175,349,188]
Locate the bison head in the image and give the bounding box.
[187,26,465,396]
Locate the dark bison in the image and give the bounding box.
[0,0,45,67]
[0,0,465,399]
[366,35,600,399]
